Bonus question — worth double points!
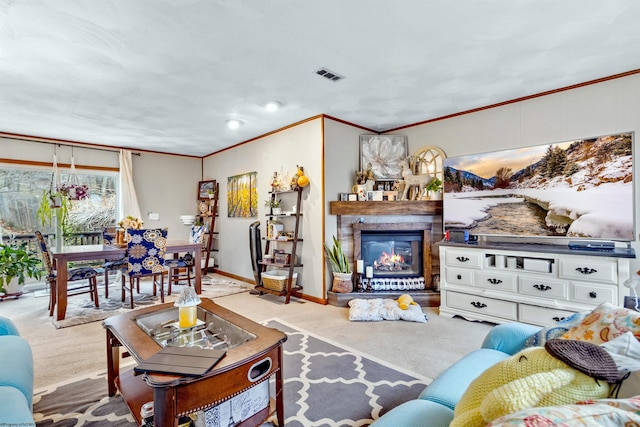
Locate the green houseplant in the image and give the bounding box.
[426,177,443,200]
[264,199,282,209]
[0,242,42,295]
[323,236,353,293]
[36,189,70,228]
[265,198,282,215]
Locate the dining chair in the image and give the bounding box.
[101,227,127,298]
[122,228,168,309]
[166,224,206,295]
[34,231,100,316]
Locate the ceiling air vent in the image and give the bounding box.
[315,67,344,82]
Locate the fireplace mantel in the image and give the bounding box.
[330,200,442,216]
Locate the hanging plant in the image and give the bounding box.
[56,182,89,201]
[36,189,70,227]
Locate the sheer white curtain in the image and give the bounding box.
[118,149,142,220]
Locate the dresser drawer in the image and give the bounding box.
[519,276,568,300]
[445,250,483,269]
[559,258,617,285]
[571,282,617,305]
[446,291,517,321]
[445,267,474,286]
[474,270,517,292]
[518,304,577,327]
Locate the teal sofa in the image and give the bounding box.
[371,322,541,427]
[0,316,35,426]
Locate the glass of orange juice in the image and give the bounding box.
[179,305,197,328]
[174,287,201,328]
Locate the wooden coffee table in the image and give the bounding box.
[103,299,287,427]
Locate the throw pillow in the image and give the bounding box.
[600,331,640,398]
[561,302,640,345]
[398,304,428,323]
[486,396,640,426]
[348,298,428,323]
[524,312,587,348]
[348,298,384,322]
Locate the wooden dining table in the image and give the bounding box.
[50,240,202,321]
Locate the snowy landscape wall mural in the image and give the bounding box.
[443,132,634,241]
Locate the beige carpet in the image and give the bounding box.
[3,275,495,391]
[47,275,254,328]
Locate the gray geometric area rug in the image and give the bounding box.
[51,274,254,329]
[33,319,431,426]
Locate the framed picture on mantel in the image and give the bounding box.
[359,135,408,180]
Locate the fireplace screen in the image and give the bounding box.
[361,231,423,278]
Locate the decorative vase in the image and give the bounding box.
[332,272,353,293]
[3,277,23,295]
[272,207,282,215]
[49,196,62,208]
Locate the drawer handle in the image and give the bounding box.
[552,316,566,322]
[533,284,552,292]
[487,278,503,285]
[457,274,462,280]
[575,267,597,275]
[470,301,487,309]
[589,291,597,298]
[248,357,272,382]
[456,256,470,262]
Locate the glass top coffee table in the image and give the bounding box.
[103,299,287,427]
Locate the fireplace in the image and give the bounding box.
[361,231,423,278]
[353,222,432,291]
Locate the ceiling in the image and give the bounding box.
[2,1,640,158]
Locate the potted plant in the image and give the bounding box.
[0,241,42,295]
[265,199,282,215]
[323,235,353,293]
[426,177,443,200]
[37,189,70,226]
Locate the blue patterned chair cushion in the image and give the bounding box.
[102,227,117,246]
[166,224,202,270]
[35,231,98,282]
[126,228,168,276]
[54,267,98,282]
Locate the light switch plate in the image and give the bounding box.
[148,212,160,220]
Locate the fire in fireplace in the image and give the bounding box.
[361,231,423,278]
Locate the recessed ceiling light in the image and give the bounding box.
[266,101,281,112]
[226,119,241,129]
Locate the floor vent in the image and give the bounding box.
[315,67,344,82]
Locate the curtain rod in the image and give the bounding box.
[1,134,141,156]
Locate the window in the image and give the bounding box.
[0,165,117,236]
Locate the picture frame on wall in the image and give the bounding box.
[359,135,408,180]
[198,180,216,200]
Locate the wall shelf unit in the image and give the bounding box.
[254,188,304,303]
[196,181,219,274]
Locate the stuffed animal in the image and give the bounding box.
[396,294,417,310]
[450,341,617,427]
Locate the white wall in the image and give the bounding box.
[130,152,202,238]
[1,137,119,169]
[394,73,640,273]
[323,118,371,288]
[203,118,326,299]
[0,137,202,240]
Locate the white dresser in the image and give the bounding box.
[439,242,635,326]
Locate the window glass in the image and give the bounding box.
[0,165,117,236]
